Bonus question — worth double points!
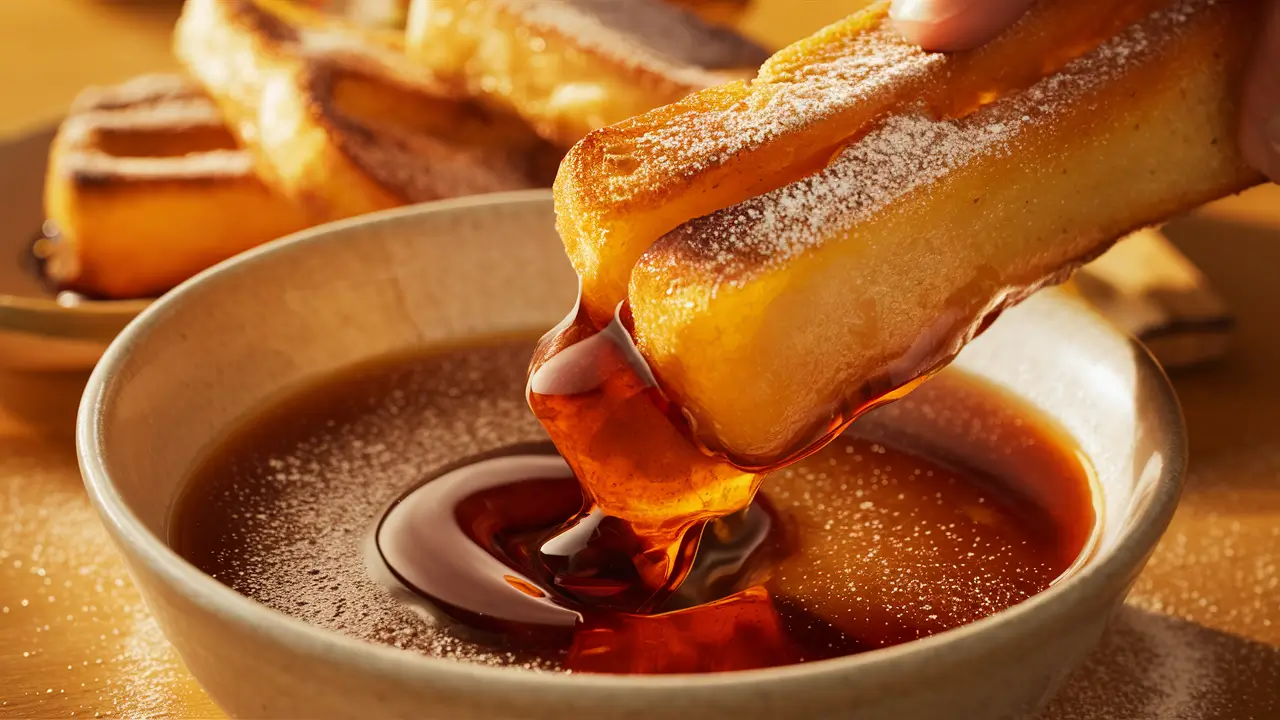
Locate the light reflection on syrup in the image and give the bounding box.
[375,448,580,631]
[372,443,838,673]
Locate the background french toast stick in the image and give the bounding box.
[176,0,556,222]
[627,0,1265,463]
[44,75,310,299]
[557,0,1190,322]
[405,0,770,147]
[1072,228,1234,369]
[666,0,753,27]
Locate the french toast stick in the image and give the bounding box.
[1073,228,1234,369]
[626,0,1264,462]
[176,0,557,222]
[557,0,1204,324]
[44,75,309,299]
[404,0,770,147]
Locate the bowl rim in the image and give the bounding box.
[77,189,1187,694]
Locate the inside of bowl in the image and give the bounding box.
[91,192,1180,585]
[950,292,1182,558]
[95,194,576,539]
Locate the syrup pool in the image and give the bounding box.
[173,336,1096,673]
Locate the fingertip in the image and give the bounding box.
[1239,110,1280,186]
[888,0,971,51]
[887,0,933,27]
[1239,0,1280,183]
[889,0,1036,52]
[888,14,958,52]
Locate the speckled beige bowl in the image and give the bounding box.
[78,190,1185,720]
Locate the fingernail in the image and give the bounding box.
[889,0,933,23]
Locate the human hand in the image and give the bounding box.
[888,0,1280,182]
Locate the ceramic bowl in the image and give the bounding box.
[78,190,1185,719]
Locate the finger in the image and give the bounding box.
[889,0,1037,52]
[1240,0,1280,183]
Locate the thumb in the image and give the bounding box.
[889,0,1036,52]
[1240,0,1280,182]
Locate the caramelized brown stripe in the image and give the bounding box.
[511,0,769,71]
[68,74,209,114]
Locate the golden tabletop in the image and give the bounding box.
[2,2,1279,718]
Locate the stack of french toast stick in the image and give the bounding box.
[41,0,762,299]
[38,0,1237,369]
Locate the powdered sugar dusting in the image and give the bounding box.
[643,0,1209,292]
[176,339,557,671]
[618,23,939,187]
[765,373,1095,644]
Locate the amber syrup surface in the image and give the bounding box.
[175,336,1095,674]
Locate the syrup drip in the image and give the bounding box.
[526,301,763,612]
[524,298,929,612]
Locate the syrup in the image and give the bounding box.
[524,302,928,612]
[174,337,1096,674]
[526,304,763,611]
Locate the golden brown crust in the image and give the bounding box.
[405,0,768,147]
[176,0,556,221]
[555,0,1190,322]
[44,75,311,299]
[624,0,1265,461]
[301,62,558,203]
[503,0,766,73]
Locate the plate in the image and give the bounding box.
[0,127,150,371]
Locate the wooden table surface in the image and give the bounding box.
[1,1,1278,718]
